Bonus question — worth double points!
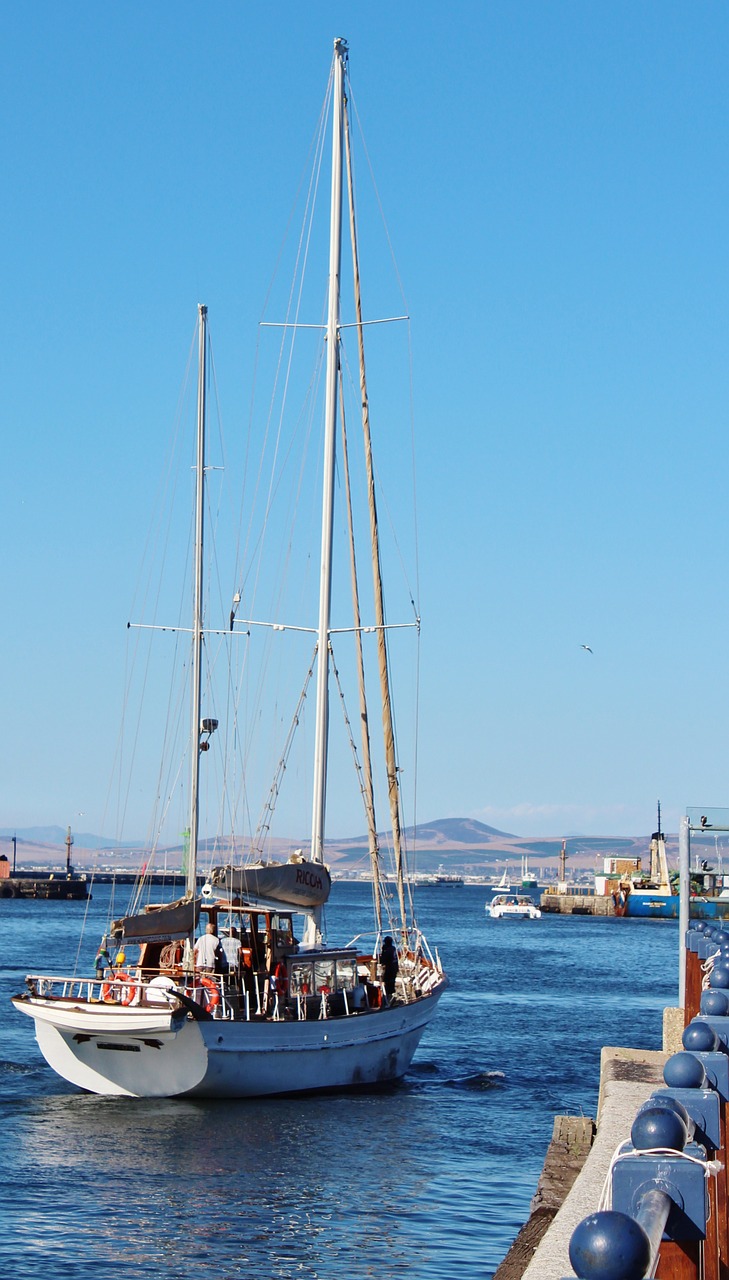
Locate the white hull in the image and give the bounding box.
[14,985,446,1098]
[488,895,541,920]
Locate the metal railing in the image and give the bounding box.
[566,919,729,1279]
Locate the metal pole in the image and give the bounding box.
[308,37,347,943]
[187,303,207,902]
[634,1187,674,1275]
[679,813,690,1007]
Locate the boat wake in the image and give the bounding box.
[0,1058,39,1078]
[406,1064,506,1092]
[449,1070,506,1092]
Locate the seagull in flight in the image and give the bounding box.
[581,644,593,654]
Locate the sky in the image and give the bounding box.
[3,2,729,845]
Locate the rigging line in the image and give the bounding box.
[348,85,410,315]
[129,319,199,628]
[345,83,408,931]
[256,66,333,326]
[72,874,98,977]
[338,338,420,623]
[110,320,202,852]
[263,337,326,618]
[258,145,325,563]
[121,505,195,850]
[123,629,191,917]
[406,319,421,615]
[260,316,409,330]
[230,619,417,635]
[340,95,421,623]
[344,90,421,622]
[406,626,422,920]
[339,370,382,931]
[232,73,331,620]
[147,641,190,851]
[232,335,327,607]
[220,631,256,855]
[229,278,326,760]
[213,600,250,858]
[105,320,198,843]
[203,326,235,650]
[227,344,323,821]
[249,647,318,858]
[329,638,380,833]
[233,76,331,626]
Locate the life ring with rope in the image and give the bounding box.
[117,972,139,1006]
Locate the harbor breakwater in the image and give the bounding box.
[495,922,729,1279]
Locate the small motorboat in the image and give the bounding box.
[488,894,542,920]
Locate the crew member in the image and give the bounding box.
[379,935,399,1002]
[194,922,221,973]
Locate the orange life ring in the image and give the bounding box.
[200,975,220,1010]
[101,979,116,1002]
[117,972,139,1006]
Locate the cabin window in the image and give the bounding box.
[289,961,314,996]
[314,959,335,993]
[271,913,294,949]
[335,958,357,991]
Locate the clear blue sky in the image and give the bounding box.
[3,2,729,844]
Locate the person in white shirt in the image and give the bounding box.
[194,922,220,972]
[220,927,242,974]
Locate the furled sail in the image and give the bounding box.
[210,855,331,908]
[111,897,201,942]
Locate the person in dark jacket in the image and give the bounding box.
[379,935,399,1002]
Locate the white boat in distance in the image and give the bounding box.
[488,894,542,920]
[494,865,511,891]
[12,39,447,1098]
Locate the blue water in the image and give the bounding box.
[0,883,678,1279]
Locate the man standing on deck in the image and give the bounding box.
[194,922,220,973]
[379,936,399,1003]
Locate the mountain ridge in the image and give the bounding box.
[0,817,673,874]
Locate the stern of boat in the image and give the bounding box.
[12,985,209,1097]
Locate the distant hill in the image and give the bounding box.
[405,817,516,842]
[0,825,131,851]
[335,816,515,847]
[0,816,677,876]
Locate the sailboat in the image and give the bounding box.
[495,864,511,891]
[11,39,448,1098]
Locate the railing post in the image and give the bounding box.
[701,1056,729,1280]
[566,1096,708,1280]
[684,927,704,1024]
[679,814,690,1009]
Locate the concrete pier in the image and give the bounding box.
[540,891,617,916]
[0,875,89,900]
[493,1043,676,1279]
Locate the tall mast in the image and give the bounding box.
[344,96,407,931]
[187,303,207,900]
[310,40,347,872]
